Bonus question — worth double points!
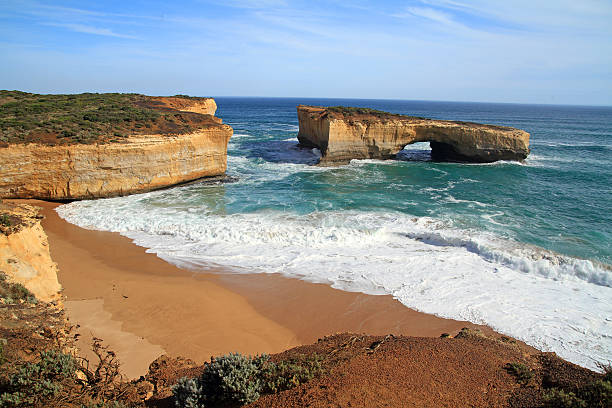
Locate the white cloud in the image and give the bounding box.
[45,23,139,39]
[394,6,455,25]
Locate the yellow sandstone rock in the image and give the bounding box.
[297,105,530,164]
[0,98,232,200]
[0,203,62,303]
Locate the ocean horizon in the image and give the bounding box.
[56,97,612,371]
[211,96,612,109]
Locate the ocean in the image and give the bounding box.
[56,97,612,370]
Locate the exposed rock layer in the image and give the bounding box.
[0,98,232,200]
[297,105,530,164]
[0,203,62,303]
[149,96,217,115]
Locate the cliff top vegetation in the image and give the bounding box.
[325,106,404,117]
[0,91,217,146]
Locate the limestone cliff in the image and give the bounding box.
[297,106,530,164]
[0,97,233,200]
[150,96,217,115]
[0,202,62,303]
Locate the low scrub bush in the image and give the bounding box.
[172,352,323,407]
[0,214,10,227]
[260,353,323,393]
[0,91,206,145]
[0,350,77,407]
[543,389,587,408]
[0,273,37,304]
[542,363,611,408]
[504,362,533,385]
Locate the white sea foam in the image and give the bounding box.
[57,197,612,371]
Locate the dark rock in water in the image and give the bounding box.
[194,175,239,185]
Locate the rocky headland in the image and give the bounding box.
[297,105,530,164]
[0,92,232,200]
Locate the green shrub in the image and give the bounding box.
[260,353,323,393]
[0,214,10,227]
[579,378,612,407]
[200,353,262,406]
[173,377,205,408]
[0,274,36,304]
[543,389,587,408]
[0,350,77,407]
[172,352,324,407]
[504,362,533,385]
[541,363,611,408]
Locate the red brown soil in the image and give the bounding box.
[135,330,602,408]
[245,332,601,408]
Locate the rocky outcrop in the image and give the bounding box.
[297,106,530,164]
[0,203,62,303]
[0,99,232,200]
[150,96,217,115]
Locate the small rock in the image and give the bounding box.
[75,370,88,382]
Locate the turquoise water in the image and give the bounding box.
[57,98,612,370]
[221,98,612,267]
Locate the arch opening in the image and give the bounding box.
[395,141,432,162]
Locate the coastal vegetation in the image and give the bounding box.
[0,277,610,407]
[0,91,213,146]
[504,362,534,385]
[172,352,323,406]
[325,105,404,117]
[0,215,10,228]
[0,273,36,305]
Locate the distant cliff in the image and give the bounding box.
[297,105,530,164]
[0,93,232,200]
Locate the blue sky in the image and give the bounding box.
[1,0,611,105]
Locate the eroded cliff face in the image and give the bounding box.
[297,106,530,164]
[0,126,232,200]
[0,98,233,200]
[0,203,62,303]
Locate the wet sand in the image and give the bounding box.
[29,200,479,379]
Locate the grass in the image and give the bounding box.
[0,90,210,146]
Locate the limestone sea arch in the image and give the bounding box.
[297,105,530,164]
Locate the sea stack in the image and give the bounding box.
[297,105,530,164]
[0,93,233,200]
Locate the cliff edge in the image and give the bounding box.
[0,202,62,303]
[297,105,530,164]
[0,92,232,200]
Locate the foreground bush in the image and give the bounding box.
[504,362,533,385]
[172,352,323,407]
[542,363,612,408]
[0,273,36,304]
[0,350,77,407]
[260,353,323,393]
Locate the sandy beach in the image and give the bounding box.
[29,200,480,378]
